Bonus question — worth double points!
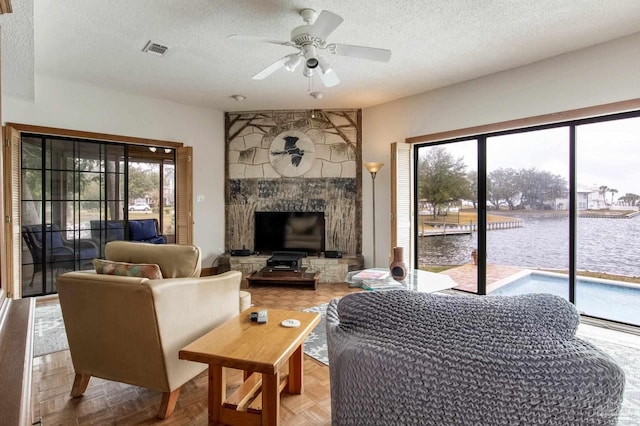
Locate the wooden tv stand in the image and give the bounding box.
[246,267,320,290]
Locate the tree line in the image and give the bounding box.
[417,146,639,218]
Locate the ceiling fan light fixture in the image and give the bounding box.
[303,45,319,69]
[318,56,332,74]
[303,67,314,78]
[284,54,302,72]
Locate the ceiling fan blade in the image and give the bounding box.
[332,43,392,62]
[251,56,290,80]
[309,10,343,40]
[228,34,294,47]
[319,69,340,88]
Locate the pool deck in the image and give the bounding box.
[438,263,526,293]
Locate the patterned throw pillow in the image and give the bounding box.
[93,259,163,280]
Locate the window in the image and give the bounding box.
[411,109,640,326]
[2,124,190,298]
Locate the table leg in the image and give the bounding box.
[208,365,225,424]
[262,371,280,426]
[287,344,303,394]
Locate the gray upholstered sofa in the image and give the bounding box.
[326,291,625,426]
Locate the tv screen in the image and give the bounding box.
[254,211,325,255]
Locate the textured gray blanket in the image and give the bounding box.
[326,291,625,426]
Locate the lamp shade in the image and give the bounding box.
[364,162,384,173]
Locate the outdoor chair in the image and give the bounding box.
[89,220,125,256]
[22,224,99,285]
[128,218,166,244]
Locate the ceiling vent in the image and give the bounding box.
[142,41,169,56]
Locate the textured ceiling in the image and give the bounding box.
[3,0,640,112]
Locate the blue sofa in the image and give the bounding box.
[128,218,166,244]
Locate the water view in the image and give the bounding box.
[419,213,640,277]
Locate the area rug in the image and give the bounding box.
[302,303,330,365]
[33,303,68,357]
[33,303,328,361]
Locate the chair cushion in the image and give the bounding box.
[93,259,163,279]
[129,220,157,241]
[104,241,202,278]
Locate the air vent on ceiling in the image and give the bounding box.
[142,41,169,56]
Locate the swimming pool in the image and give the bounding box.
[490,271,640,326]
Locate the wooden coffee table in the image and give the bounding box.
[179,308,320,425]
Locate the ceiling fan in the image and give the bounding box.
[228,9,392,88]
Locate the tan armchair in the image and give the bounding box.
[56,241,251,419]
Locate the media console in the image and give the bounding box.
[218,254,364,289]
[246,267,321,290]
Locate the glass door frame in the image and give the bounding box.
[413,109,640,319]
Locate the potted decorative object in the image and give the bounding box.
[471,249,478,265]
[389,246,407,281]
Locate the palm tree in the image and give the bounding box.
[598,185,609,207]
[609,188,618,206]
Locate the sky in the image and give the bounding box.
[424,116,640,200]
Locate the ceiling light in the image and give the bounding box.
[310,92,324,100]
[303,45,318,69]
[303,67,314,78]
[148,147,157,153]
[318,57,332,75]
[284,54,302,72]
[231,94,246,101]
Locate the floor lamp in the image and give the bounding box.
[364,162,383,267]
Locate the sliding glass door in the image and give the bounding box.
[20,135,176,297]
[415,110,640,326]
[415,140,478,292]
[486,127,569,298]
[575,116,640,325]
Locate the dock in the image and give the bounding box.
[418,219,523,237]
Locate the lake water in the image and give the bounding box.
[418,214,640,277]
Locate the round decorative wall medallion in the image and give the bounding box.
[269,130,316,177]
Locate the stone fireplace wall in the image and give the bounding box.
[225,109,362,255]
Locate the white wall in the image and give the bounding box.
[3,75,226,265]
[362,32,640,268]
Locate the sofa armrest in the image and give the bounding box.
[148,271,243,390]
[57,270,243,393]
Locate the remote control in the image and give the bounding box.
[257,309,268,324]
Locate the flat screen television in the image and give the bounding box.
[254,211,325,255]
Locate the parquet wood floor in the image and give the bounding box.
[32,282,363,425]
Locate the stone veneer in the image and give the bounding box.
[218,255,365,288]
[225,110,362,255]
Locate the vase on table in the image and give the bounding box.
[389,246,407,281]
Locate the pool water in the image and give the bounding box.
[490,272,640,326]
